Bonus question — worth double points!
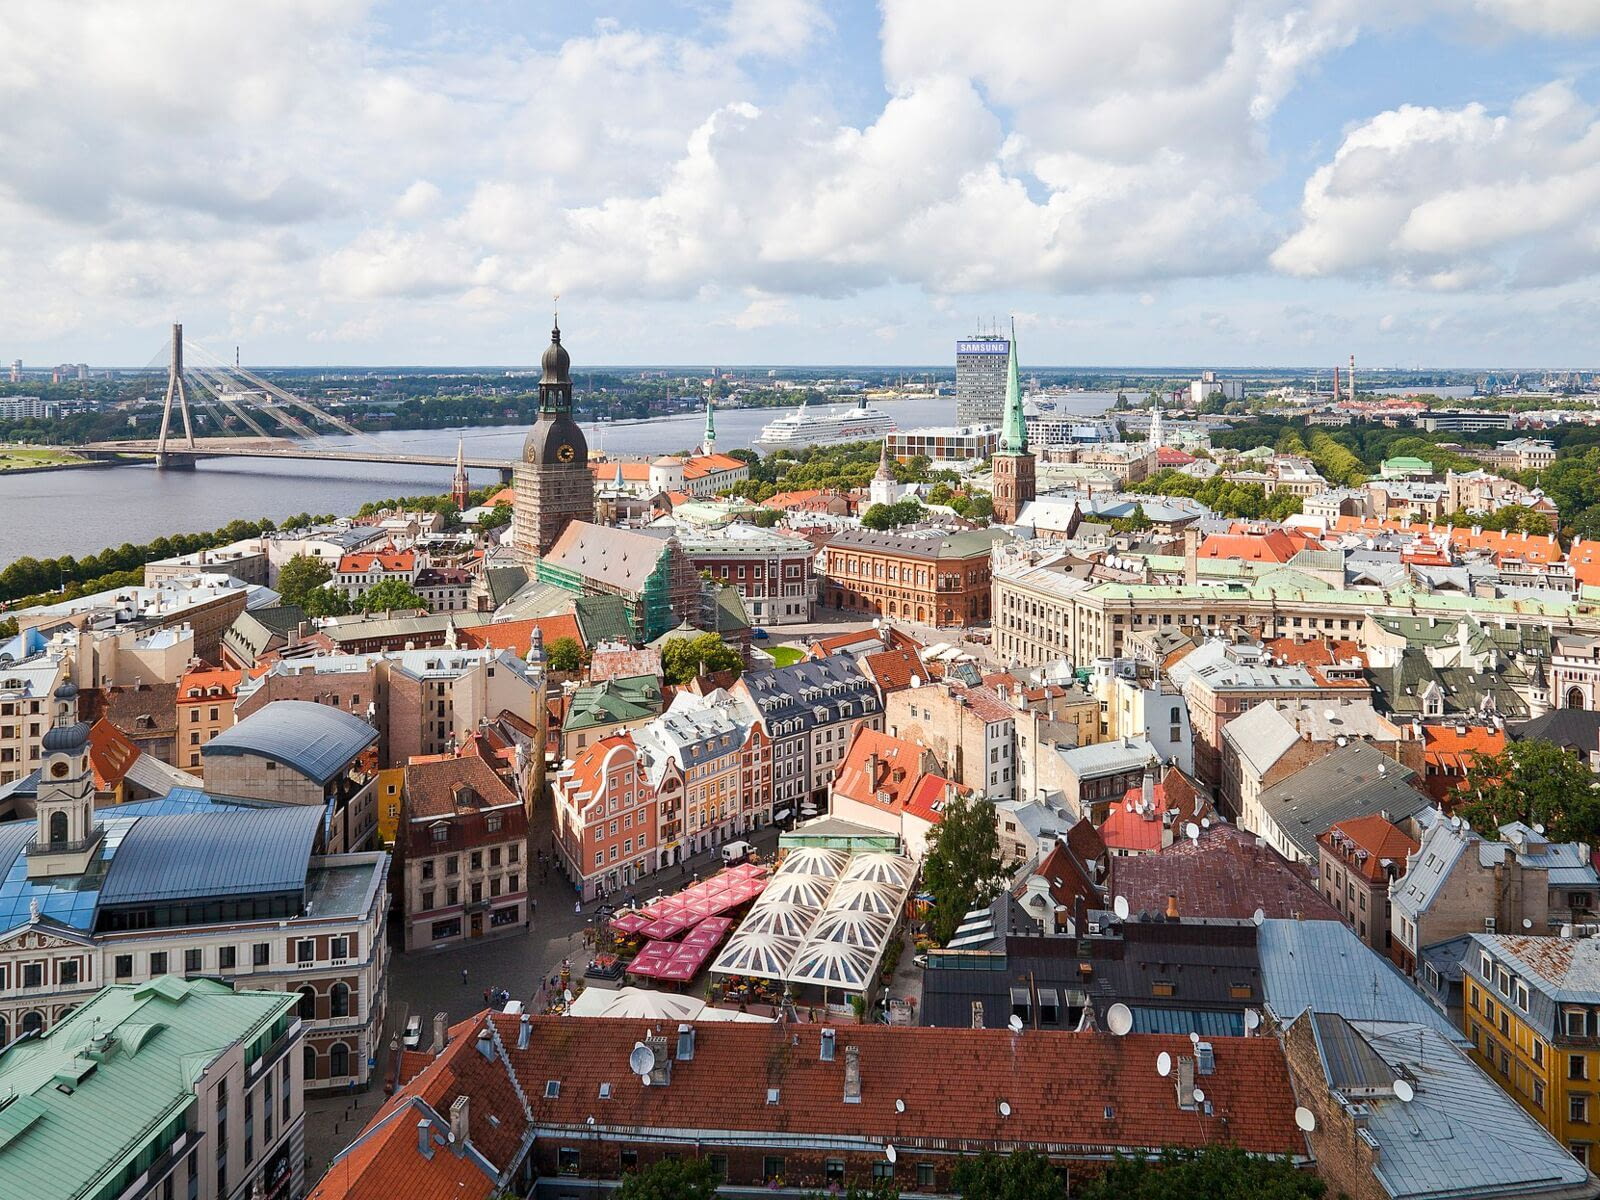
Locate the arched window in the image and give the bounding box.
[48,811,68,846]
[329,1042,350,1078]
[1569,688,1586,710]
[330,982,350,1019]
[0,1015,8,1046]
[21,1011,43,1036]
[297,987,316,1021]
[303,1044,318,1081]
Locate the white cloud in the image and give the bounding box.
[1272,82,1600,289]
[721,0,832,58]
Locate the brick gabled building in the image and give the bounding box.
[398,756,529,949]
[314,1014,1310,1199]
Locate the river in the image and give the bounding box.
[2,392,1127,564]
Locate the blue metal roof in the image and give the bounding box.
[1129,1006,1245,1037]
[0,816,137,934]
[204,699,378,784]
[96,806,322,907]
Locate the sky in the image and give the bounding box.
[6,1,1600,368]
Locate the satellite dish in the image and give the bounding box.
[1185,822,1200,841]
[895,1098,905,1113]
[1193,1088,1206,1104]
[1157,1052,1172,1077]
[1201,817,1211,829]
[1535,823,1546,835]
[640,1073,652,1086]
[1324,709,1336,721]
[1113,895,1130,920]
[628,1043,655,1076]
[586,1115,596,1125]
[1008,1014,1024,1033]
[1107,1004,1134,1036]
[909,675,921,689]
[872,617,881,628]
[1294,1106,1316,1132]
[999,1101,1012,1117]
[1393,1079,1415,1103]
[1244,1008,1261,1032]
[1451,815,1461,829]
[1377,763,1386,776]
[885,1145,898,1164]
[563,988,574,1004]
[1189,1031,1201,1045]
[1524,918,1533,929]
[1252,907,1266,927]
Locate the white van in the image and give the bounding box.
[721,840,753,865]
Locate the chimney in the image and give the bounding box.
[820,1027,836,1062]
[1165,893,1179,921]
[417,1118,434,1159]
[866,753,879,788]
[647,1035,671,1086]
[1183,528,1200,586]
[971,1001,985,1028]
[431,1012,448,1055]
[449,1095,470,1147]
[843,1045,862,1103]
[1195,1042,1215,1075]
[1176,1055,1197,1110]
[1141,767,1155,810]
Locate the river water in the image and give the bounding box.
[3,392,1125,564]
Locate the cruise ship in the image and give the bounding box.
[755,397,897,448]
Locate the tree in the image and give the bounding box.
[476,502,513,532]
[1110,503,1153,534]
[660,633,744,685]
[749,508,780,528]
[806,1185,899,1200]
[546,636,585,672]
[356,579,430,613]
[1459,738,1600,843]
[921,790,1007,943]
[1072,1147,1324,1200]
[276,554,332,608]
[861,499,924,530]
[300,585,352,618]
[615,1157,718,1200]
[952,1149,1065,1200]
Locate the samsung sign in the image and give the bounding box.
[956,341,1009,355]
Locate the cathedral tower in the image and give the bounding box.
[990,325,1035,526]
[513,319,596,562]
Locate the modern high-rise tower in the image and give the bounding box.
[512,320,595,563]
[990,326,1035,526]
[955,332,1010,424]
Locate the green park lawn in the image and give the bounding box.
[767,644,806,667]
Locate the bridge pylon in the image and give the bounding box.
[154,322,196,468]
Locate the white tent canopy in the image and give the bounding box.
[790,940,874,989]
[808,908,892,949]
[778,847,849,879]
[715,930,799,979]
[841,851,914,887]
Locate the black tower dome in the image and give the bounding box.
[540,323,571,384]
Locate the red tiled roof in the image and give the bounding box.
[1572,539,1600,588]
[458,615,583,656]
[832,727,933,811]
[682,452,747,478]
[1331,516,1564,565]
[1197,530,1307,564]
[1156,446,1196,467]
[1420,723,1504,803]
[1317,814,1418,884]
[1102,783,1176,853]
[338,547,416,574]
[177,665,242,702]
[87,718,140,790]
[1109,825,1341,922]
[589,646,663,682]
[493,1015,1307,1159]
[310,1015,525,1200]
[1018,839,1103,913]
[561,733,638,804]
[860,647,930,693]
[403,755,521,821]
[1262,636,1369,687]
[589,461,652,483]
[1066,816,1108,870]
[903,773,958,824]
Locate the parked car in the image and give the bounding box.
[402,1015,422,1050]
[721,839,754,864]
[752,627,769,640]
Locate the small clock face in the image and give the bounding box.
[50,762,69,778]
[556,443,576,463]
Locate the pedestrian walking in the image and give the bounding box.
[482,988,490,1006]
[460,967,468,985]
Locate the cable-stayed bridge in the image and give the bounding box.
[72,323,515,480]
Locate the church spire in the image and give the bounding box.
[1148,399,1164,451]
[999,319,1027,454]
[701,397,717,457]
[874,437,895,482]
[451,436,470,510]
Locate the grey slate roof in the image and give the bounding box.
[1220,703,1300,779]
[1391,819,1474,923]
[1511,708,1600,753]
[738,655,883,736]
[1302,1013,1597,1200]
[544,523,674,594]
[1256,743,1430,859]
[97,806,323,907]
[204,699,378,784]
[1257,917,1464,1041]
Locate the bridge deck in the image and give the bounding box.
[77,439,512,470]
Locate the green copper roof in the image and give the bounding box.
[1000,327,1027,454]
[704,398,716,444]
[0,977,296,1200]
[563,673,664,732]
